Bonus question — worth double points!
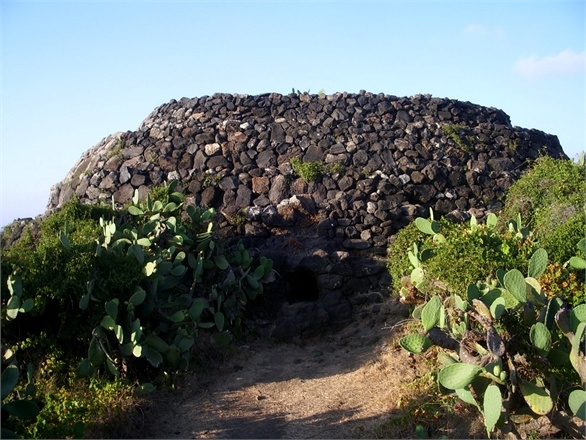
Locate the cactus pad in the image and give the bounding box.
[421,295,441,332]
[483,384,502,436]
[455,387,479,409]
[503,269,526,303]
[570,304,586,332]
[490,297,506,320]
[438,363,483,390]
[530,322,551,356]
[544,297,563,330]
[399,334,433,354]
[410,267,425,287]
[414,217,440,235]
[466,283,482,302]
[524,277,544,305]
[520,380,553,415]
[569,256,586,270]
[527,248,548,279]
[486,212,498,227]
[568,389,586,421]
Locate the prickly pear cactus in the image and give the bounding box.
[483,384,502,437]
[569,238,586,270]
[530,322,551,356]
[67,182,277,380]
[519,380,554,415]
[421,295,442,332]
[399,333,433,354]
[568,389,586,421]
[527,248,548,279]
[396,227,586,437]
[438,363,483,389]
[414,209,445,243]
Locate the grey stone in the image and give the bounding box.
[119,166,131,184]
[114,183,134,204]
[75,176,89,197]
[200,186,219,207]
[131,174,146,187]
[342,239,370,250]
[270,123,286,144]
[256,150,277,169]
[40,92,567,342]
[121,146,144,159]
[268,174,288,205]
[99,172,118,189]
[235,185,252,209]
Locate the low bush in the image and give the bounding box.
[388,210,535,299]
[290,157,345,182]
[1,182,276,437]
[500,155,585,265]
[392,211,586,437]
[388,220,428,294]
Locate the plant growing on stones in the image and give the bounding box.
[224,209,247,227]
[441,124,474,152]
[399,239,586,437]
[291,88,324,95]
[290,157,345,182]
[105,139,123,160]
[328,161,346,175]
[201,171,221,189]
[290,157,325,182]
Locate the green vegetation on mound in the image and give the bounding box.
[388,155,586,437]
[1,182,276,438]
[2,154,584,438]
[500,155,585,264]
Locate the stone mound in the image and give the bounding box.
[44,91,567,339]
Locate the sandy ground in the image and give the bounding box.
[135,297,485,439]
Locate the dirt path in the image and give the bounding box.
[136,298,483,439]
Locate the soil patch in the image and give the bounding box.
[136,297,485,439]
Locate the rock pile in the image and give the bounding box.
[45,91,566,339]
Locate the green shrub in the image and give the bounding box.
[423,224,533,295]
[536,212,586,263]
[500,156,585,264]
[388,221,428,293]
[397,238,586,436]
[388,212,534,297]
[290,157,345,182]
[19,376,135,439]
[1,201,121,353]
[1,182,276,437]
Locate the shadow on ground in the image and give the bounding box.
[135,297,486,439]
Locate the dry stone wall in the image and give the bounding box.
[45,91,567,339]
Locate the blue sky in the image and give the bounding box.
[2,0,584,227]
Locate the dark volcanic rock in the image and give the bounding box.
[41,91,567,339]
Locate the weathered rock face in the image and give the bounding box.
[45,91,566,340]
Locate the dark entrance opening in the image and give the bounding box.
[285,269,319,303]
[247,268,321,322]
